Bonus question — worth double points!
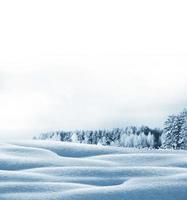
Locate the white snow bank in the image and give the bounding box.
[0,140,187,200]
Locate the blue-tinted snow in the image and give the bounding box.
[0,140,187,200]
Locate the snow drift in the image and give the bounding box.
[0,140,187,200]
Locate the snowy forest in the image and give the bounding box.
[35,109,187,149]
[36,126,162,149]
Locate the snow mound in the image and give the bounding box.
[0,140,187,200]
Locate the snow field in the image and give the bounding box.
[0,140,187,200]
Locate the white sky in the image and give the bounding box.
[0,0,187,139]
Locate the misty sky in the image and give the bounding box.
[0,0,187,139]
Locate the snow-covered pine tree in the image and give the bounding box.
[112,128,121,146]
[71,132,78,143]
[162,110,187,149]
[99,130,107,145]
[180,120,187,149]
[120,130,127,147]
[120,127,134,147]
[162,115,178,149]
[178,110,187,149]
[171,116,181,149]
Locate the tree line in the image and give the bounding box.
[35,126,162,149]
[35,109,187,149]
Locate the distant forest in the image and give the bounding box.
[35,109,187,150]
[35,126,162,149]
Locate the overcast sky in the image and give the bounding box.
[0,0,187,139]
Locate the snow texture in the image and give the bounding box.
[0,140,187,200]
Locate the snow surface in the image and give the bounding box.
[0,140,187,200]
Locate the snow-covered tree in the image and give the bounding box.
[71,132,78,143]
[147,132,154,148]
[162,110,187,149]
[180,120,187,149]
[123,134,134,147]
[139,132,148,148]
[162,115,179,149]
[133,134,140,148]
[177,110,187,149]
